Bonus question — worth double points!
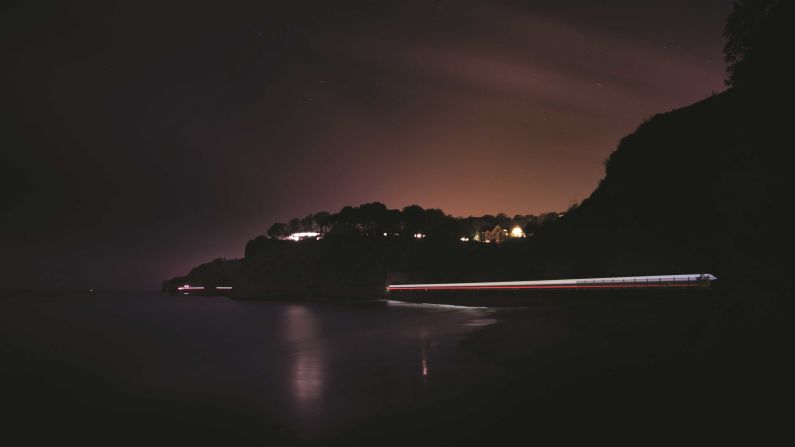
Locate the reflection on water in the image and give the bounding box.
[419,327,431,380]
[465,318,497,327]
[421,343,430,377]
[293,353,324,409]
[0,293,498,440]
[283,305,326,414]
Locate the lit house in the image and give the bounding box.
[478,225,525,244]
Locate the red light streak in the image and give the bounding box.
[387,283,703,291]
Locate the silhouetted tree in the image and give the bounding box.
[523,215,540,236]
[480,214,496,230]
[359,202,389,234]
[338,206,357,226]
[326,212,340,230]
[264,204,561,242]
[267,222,287,239]
[495,213,511,229]
[434,215,460,240]
[458,218,479,239]
[423,208,447,236]
[538,212,560,227]
[314,211,331,234]
[724,0,791,87]
[288,217,301,233]
[300,214,315,231]
[402,205,426,235]
[384,209,403,234]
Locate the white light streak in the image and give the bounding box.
[387,274,717,291]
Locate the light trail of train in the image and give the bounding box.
[386,274,717,292]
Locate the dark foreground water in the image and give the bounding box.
[0,292,499,444]
[2,291,791,445]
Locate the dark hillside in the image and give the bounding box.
[536,0,793,291]
[540,87,789,292]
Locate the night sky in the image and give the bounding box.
[2,0,732,290]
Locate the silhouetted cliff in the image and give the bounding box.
[538,87,788,288]
[533,0,793,294]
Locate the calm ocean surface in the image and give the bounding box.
[0,292,498,443]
